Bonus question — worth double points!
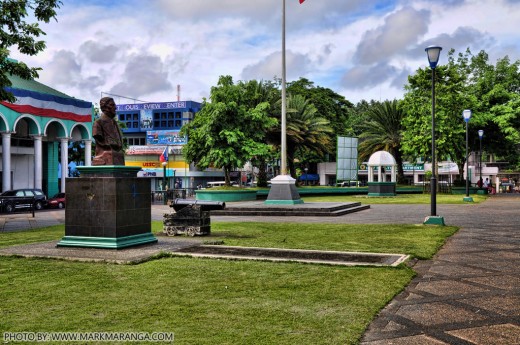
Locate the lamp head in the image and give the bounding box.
[478,129,484,139]
[162,161,167,167]
[425,45,443,69]
[462,109,472,123]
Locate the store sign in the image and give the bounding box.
[359,163,425,171]
[117,102,186,111]
[142,162,161,168]
[403,163,424,171]
[126,146,166,155]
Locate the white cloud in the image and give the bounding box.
[7,0,520,104]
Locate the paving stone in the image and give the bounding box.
[447,324,520,345]
[460,295,520,316]
[415,280,490,296]
[396,302,487,326]
[361,334,449,345]
[463,275,520,290]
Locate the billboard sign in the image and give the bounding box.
[146,130,187,145]
[336,136,358,181]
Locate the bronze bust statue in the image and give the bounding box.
[92,97,125,165]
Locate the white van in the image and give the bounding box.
[206,181,227,188]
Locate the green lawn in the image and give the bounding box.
[302,193,488,204]
[0,221,457,344]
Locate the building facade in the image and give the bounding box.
[116,101,225,193]
[0,74,93,196]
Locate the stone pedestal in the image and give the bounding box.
[264,175,303,205]
[57,166,157,249]
[367,182,396,197]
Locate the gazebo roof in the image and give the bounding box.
[368,151,396,166]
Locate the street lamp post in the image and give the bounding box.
[463,109,473,202]
[304,167,308,186]
[424,45,444,225]
[478,129,484,187]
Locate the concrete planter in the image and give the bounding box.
[367,182,396,197]
[195,190,257,202]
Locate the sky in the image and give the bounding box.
[10,0,520,106]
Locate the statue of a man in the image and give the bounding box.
[92,97,125,165]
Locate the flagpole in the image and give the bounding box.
[264,0,302,205]
[281,0,287,175]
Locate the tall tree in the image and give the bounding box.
[463,50,520,166]
[401,50,472,181]
[241,79,280,187]
[180,76,276,186]
[1,0,62,102]
[401,48,520,180]
[287,78,354,162]
[287,78,353,136]
[358,100,406,183]
[267,94,333,178]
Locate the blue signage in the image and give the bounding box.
[117,102,186,112]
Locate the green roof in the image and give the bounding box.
[7,74,86,101]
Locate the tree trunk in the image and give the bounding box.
[287,146,296,179]
[224,166,231,186]
[256,160,268,187]
[392,148,405,184]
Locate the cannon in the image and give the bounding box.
[163,199,225,237]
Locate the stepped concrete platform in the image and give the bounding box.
[210,201,370,217]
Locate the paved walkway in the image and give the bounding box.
[1,195,519,344]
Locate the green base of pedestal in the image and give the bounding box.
[57,233,158,249]
[423,216,446,226]
[367,193,397,197]
[463,196,474,202]
[264,199,304,205]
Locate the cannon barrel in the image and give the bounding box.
[170,198,226,211]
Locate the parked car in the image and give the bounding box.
[47,192,66,209]
[0,189,47,213]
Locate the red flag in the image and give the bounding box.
[159,147,168,163]
[299,0,305,3]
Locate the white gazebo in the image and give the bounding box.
[368,151,397,182]
[367,151,397,196]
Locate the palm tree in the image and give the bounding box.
[358,100,405,183]
[268,94,333,178]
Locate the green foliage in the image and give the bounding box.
[0,0,62,102]
[358,100,406,182]
[287,78,354,137]
[180,76,277,185]
[401,48,520,173]
[268,94,334,177]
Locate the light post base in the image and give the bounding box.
[463,196,474,202]
[423,216,445,226]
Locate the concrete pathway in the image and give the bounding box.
[360,195,520,345]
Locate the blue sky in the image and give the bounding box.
[12,0,520,105]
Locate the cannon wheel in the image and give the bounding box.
[186,226,198,237]
[164,226,180,236]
